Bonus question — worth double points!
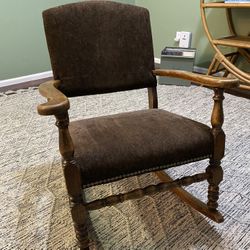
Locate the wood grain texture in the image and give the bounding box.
[148,86,158,109]
[155,171,224,223]
[206,88,225,211]
[55,113,90,249]
[213,36,250,49]
[37,80,69,116]
[201,2,250,8]
[85,172,208,211]
[207,52,239,77]
[153,69,239,88]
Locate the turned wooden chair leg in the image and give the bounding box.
[73,207,89,250]
[63,159,90,249]
[55,114,90,249]
[206,159,223,210]
[72,205,89,250]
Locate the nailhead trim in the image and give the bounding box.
[82,154,212,188]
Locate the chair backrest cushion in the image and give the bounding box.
[43,1,156,97]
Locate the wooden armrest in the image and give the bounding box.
[37,80,70,116]
[153,69,239,89]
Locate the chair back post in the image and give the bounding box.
[148,86,158,109]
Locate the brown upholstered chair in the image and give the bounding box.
[37,1,239,249]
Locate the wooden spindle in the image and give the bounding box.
[85,172,208,211]
[206,88,225,210]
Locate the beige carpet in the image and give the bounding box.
[0,85,249,249]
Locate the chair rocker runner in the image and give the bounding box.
[37,1,239,249]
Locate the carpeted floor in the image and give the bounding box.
[0,85,249,249]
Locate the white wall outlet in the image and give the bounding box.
[179,32,192,48]
[174,31,181,42]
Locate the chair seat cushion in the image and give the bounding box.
[69,109,213,187]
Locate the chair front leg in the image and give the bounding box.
[206,159,223,210]
[63,159,89,249]
[207,88,225,211]
[56,113,90,249]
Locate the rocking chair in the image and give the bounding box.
[37,1,239,249]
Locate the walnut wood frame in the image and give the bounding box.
[37,70,239,249]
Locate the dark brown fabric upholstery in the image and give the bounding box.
[43,1,156,97]
[69,109,213,187]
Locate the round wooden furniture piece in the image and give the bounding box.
[200,0,250,89]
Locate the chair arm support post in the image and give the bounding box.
[210,88,225,161]
[55,112,75,160]
[55,112,89,248]
[206,88,225,211]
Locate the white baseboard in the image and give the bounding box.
[0,71,53,88]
